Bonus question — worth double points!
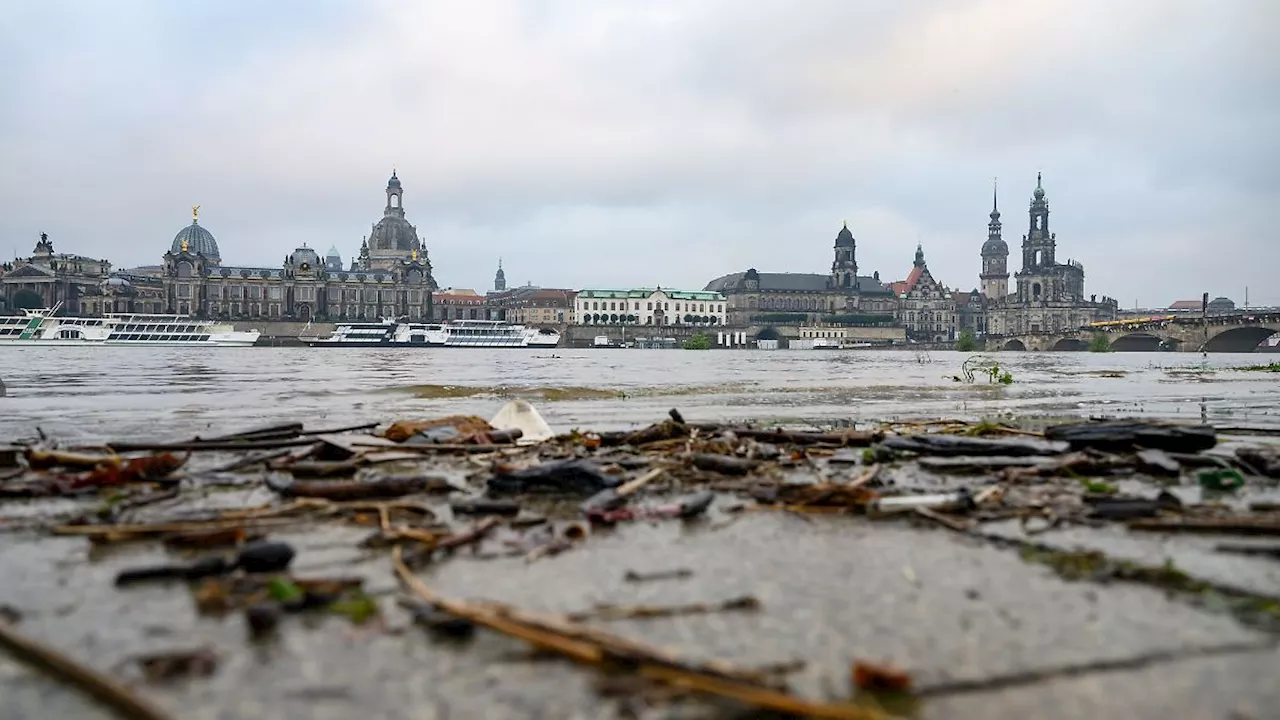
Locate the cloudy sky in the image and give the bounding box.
[2,0,1276,306]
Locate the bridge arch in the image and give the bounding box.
[1051,338,1088,351]
[1001,339,1027,351]
[754,326,781,342]
[1203,326,1279,353]
[1109,333,1167,352]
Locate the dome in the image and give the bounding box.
[171,221,220,262]
[982,237,1009,255]
[387,171,401,189]
[102,276,132,289]
[326,245,341,258]
[368,216,420,253]
[290,246,321,269]
[834,223,855,247]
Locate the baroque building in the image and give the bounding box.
[984,175,1117,335]
[575,288,725,327]
[159,173,437,321]
[704,223,895,326]
[892,244,959,341]
[0,234,118,314]
[489,286,575,326]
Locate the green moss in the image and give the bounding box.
[329,592,380,625]
[1019,546,1280,631]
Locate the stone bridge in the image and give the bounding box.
[991,312,1280,353]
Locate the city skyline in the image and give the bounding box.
[2,1,1275,305]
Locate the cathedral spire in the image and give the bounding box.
[494,257,507,291]
[913,242,926,268]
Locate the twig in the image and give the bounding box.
[616,466,667,496]
[913,507,974,533]
[847,465,879,489]
[0,619,175,720]
[566,595,760,622]
[210,448,294,473]
[106,438,319,452]
[391,547,891,719]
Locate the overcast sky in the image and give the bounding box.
[2,0,1276,307]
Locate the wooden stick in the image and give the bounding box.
[391,548,893,720]
[0,620,175,720]
[616,466,667,496]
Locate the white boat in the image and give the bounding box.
[0,306,260,347]
[304,318,560,348]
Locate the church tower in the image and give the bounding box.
[829,222,858,289]
[1021,173,1055,270]
[979,180,1009,300]
[1015,173,1059,302]
[385,170,405,218]
[494,258,507,292]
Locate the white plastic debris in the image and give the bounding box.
[489,400,554,445]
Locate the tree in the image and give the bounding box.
[682,333,712,350]
[684,313,694,324]
[955,329,977,352]
[1090,333,1112,353]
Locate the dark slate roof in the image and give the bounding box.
[171,221,220,259]
[705,272,828,293]
[856,275,894,295]
[705,271,893,295]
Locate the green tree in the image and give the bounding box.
[682,333,712,350]
[955,329,978,352]
[1089,333,1111,353]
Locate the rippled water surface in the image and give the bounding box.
[1,347,1277,441]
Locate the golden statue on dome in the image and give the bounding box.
[181,238,189,253]
[192,205,200,223]
[411,248,419,262]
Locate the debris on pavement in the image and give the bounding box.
[4,409,1280,719]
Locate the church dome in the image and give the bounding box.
[369,217,420,253]
[834,223,855,248]
[981,237,1008,255]
[387,171,401,189]
[290,246,321,269]
[326,245,341,258]
[171,221,220,262]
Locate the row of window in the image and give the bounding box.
[172,286,427,303]
[106,334,212,342]
[581,301,724,313]
[578,314,721,326]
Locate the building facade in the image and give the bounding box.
[984,175,1117,335]
[575,288,726,327]
[488,286,575,326]
[892,244,959,341]
[433,289,487,321]
[0,234,116,314]
[159,174,438,321]
[704,223,896,326]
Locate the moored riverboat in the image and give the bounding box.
[0,306,260,347]
[303,319,560,348]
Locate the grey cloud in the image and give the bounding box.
[0,0,1275,303]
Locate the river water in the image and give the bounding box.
[1,347,1277,441]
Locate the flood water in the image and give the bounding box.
[1,347,1277,441]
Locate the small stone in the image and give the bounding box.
[245,602,282,639]
[235,541,295,573]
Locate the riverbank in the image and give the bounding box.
[2,410,1278,719]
